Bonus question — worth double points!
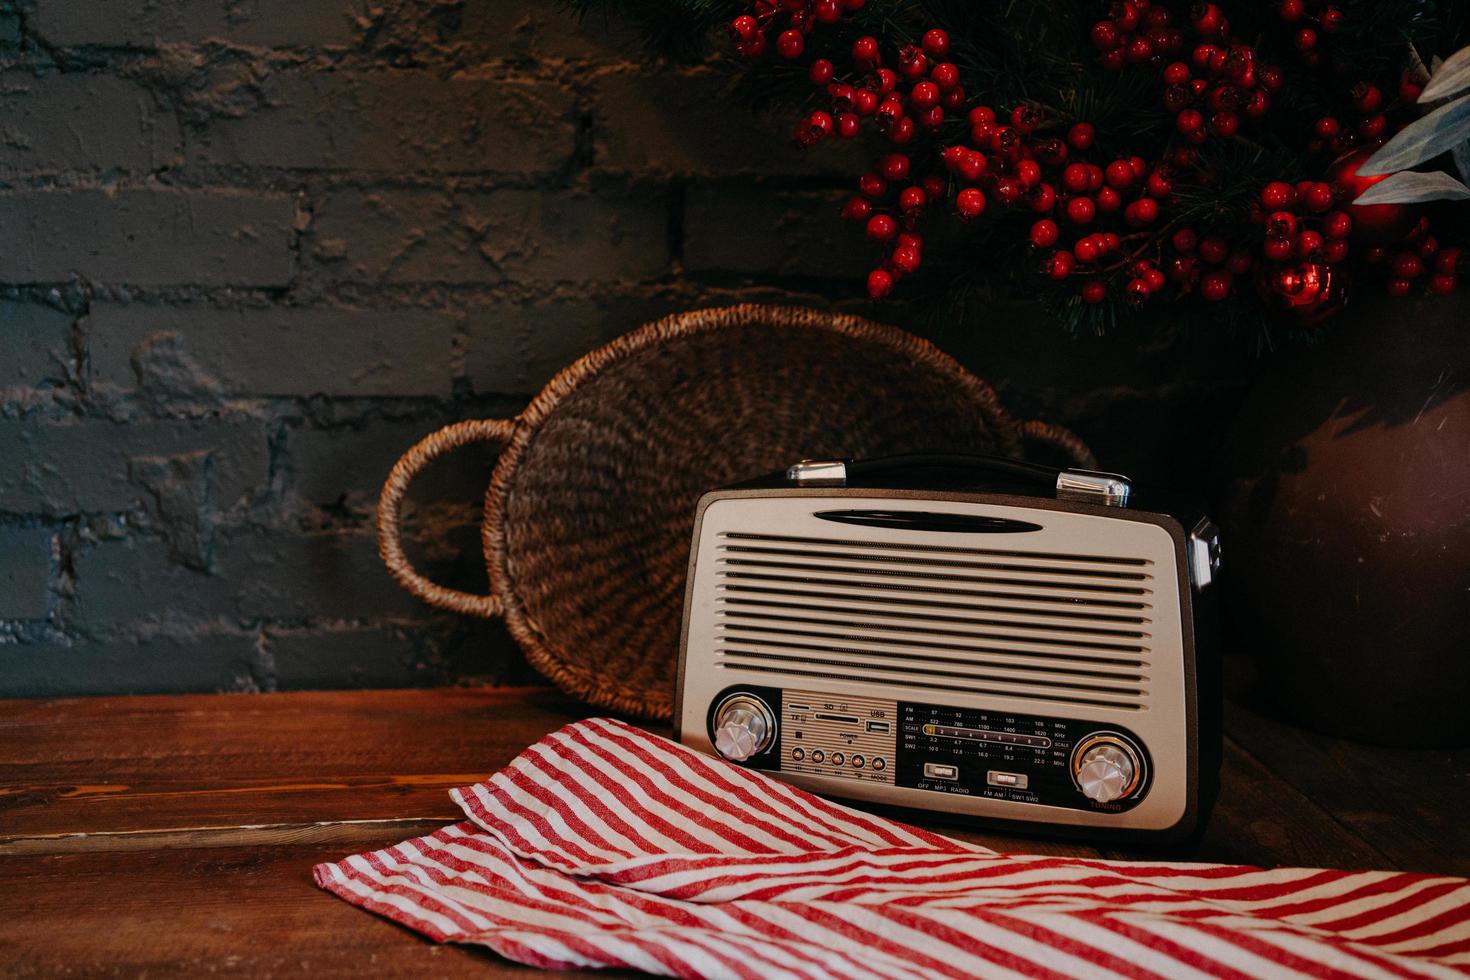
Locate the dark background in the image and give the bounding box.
[0,0,1245,695]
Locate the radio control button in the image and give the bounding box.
[811,750,825,763]
[923,762,959,781]
[831,752,845,766]
[1074,740,1139,803]
[851,754,865,768]
[791,748,805,761]
[712,694,776,762]
[872,757,886,771]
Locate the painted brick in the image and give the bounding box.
[0,630,259,696]
[31,0,363,48]
[189,73,574,175]
[455,0,638,60]
[593,69,866,177]
[683,185,864,278]
[268,625,445,689]
[464,292,684,396]
[2,302,73,388]
[286,421,496,513]
[0,526,52,619]
[0,72,181,174]
[88,303,458,398]
[0,417,269,517]
[74,522,486,624]
[0,189,295,287]
[308,187,667,284]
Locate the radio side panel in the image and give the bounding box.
[675,487,1204,841]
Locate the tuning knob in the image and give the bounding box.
[712,694,776,762]
[1073,736,1141,804]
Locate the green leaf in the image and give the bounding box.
[1359,94,1470,175]
[1419,45,1470,103]
[1353,169,1470,204]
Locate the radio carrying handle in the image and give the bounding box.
[786,453,1133,508]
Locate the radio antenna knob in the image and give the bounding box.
[712,695,776,762]
[1075,742,1138,803]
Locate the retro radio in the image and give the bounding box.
[674,454,1222,842]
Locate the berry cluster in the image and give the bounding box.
[728,0,867,60]
[1366,238,1462,296]
[1275,0,1343,68]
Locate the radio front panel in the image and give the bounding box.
[677,491,1194,835]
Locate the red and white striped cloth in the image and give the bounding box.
[315,718,1470,978]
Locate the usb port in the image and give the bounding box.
[865,721,891,734]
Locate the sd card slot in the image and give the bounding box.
[813,712,861,724]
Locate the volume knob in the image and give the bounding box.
[712,694,776,762]
[1074,738,1140,804]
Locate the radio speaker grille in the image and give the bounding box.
[714,532,1153,711]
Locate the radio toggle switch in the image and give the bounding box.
[1073,736,1142,803]
[712,694,776,762]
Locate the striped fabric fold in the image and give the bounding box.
[315,718,1470,978]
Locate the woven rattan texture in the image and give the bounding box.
[382,305,1092,720]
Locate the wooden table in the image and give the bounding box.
[3,672,1467,976]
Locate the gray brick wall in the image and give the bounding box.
[0,0,1242,697]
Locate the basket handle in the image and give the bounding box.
[376,418,516,619]
[1019,419,1098,470]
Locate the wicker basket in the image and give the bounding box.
[378,304,1093,720]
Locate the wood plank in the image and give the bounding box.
[0,687,594,838]
[1224,681,1470,877]
[0,837,618,978]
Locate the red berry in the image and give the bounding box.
[1065,196,1096,225]
[878,153,910,181]
[730,15,758,41]
[1067,122,1095,150]
[1279,0,1304,21]
[776,29,805,59]
[1126,36,1154,63]
[888,116,915,144]
[1145,170,1172,199]
[1245,91,1270,118]
[840,196,872,221]
[809,59,834,85]
[867,268,894,299]
[1386,278,1412,297]
[1293,28,1317,52]
[930,62,960,90]
[1359,114,1388,140]
[874,68,898,94]
[1125,198,1159,226]
[1211,110,1239,136]
[909,80,940,109]
[1073,236,1100,263]
[942,85,967,111]
[1047,250,1076,279]
[1302,182,1334,213]
[1266,210,1297,238]
[1391,252,1424,279]
[1313,116,1341,139]
[1200,271,1231,300]
[1435,247,1462,274]
[1321,6,1344,32]
[1030,218,1060,247]
[993,176,1024,205]
[814,0,843,22]
[1322,211,1352,239]
[1091,20,1121,51]
[1260,181,1296,210]
[1295,229,1324,257]
[1193,2,1224,35]
[1164,61,1191,85]
[1323,240,1349,263]
[1429,273,1457,295]
[1030,182,1057,212]
[1095,186,1122,213]
[866,213,898,243]
[1350,82,1382,113]
[1144,266,1167,291]
[1264,236,1294,261]
[1400,73,1424,103]
[1125,278,1152,303]
[891,245,921,274]
[897,44,928,79]
[898,185,927,213]
[1016,159,1042,188]
[956,187,987,219]
[1062,163,1091,193]
[852,36,880,64]
[1104,159,1135,189]
[1176,109,1204,135]
[921,28,950,58]
[836,112,861,138]
[858,172,887,199]
[1173,228,1198,252]
[1081,280,1107,303]
[956,150,986,181]
[853,89,879,115]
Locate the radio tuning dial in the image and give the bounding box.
[712,694,776,762]
[1074,737,1141,804]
